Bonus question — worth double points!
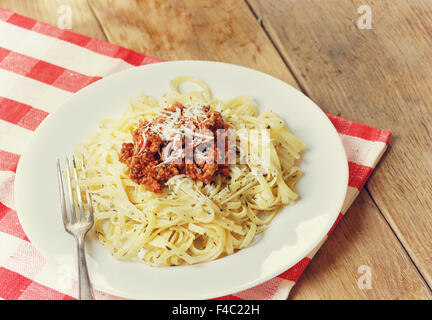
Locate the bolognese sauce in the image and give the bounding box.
[119,102,231,193]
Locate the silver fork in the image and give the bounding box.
[56,156,95,300]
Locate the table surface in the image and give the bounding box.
[1,0,431,300]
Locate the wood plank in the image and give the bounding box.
[0,0,107,40]
[249,0,432,288]
[290,190,431,299]
[88,0,299,87]
[90,0,431,299]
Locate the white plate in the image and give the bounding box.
[15,61,348,300]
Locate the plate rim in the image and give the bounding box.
[14,60,348,299]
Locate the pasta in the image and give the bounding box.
[73,76,305,266]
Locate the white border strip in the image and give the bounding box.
[0,20,133,77]
[0,69,71,113]
[340,133,387,167]
[0,119,32,154]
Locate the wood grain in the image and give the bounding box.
[0,0,107,40]
[290,190,431,299]
[248,0,432,289]
[89,0,431,299]
[88,0,299,87]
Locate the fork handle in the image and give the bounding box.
[76,235,95,300]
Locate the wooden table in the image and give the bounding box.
[1,0,431,300]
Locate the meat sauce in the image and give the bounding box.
[119,102,231,193]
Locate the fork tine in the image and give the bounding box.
[58,157,95,300]
[57,160,69,228]
[72,155,85,221]
[65,157,77,224]
[81,156,94,223]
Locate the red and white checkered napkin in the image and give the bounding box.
[0,9,391,300]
